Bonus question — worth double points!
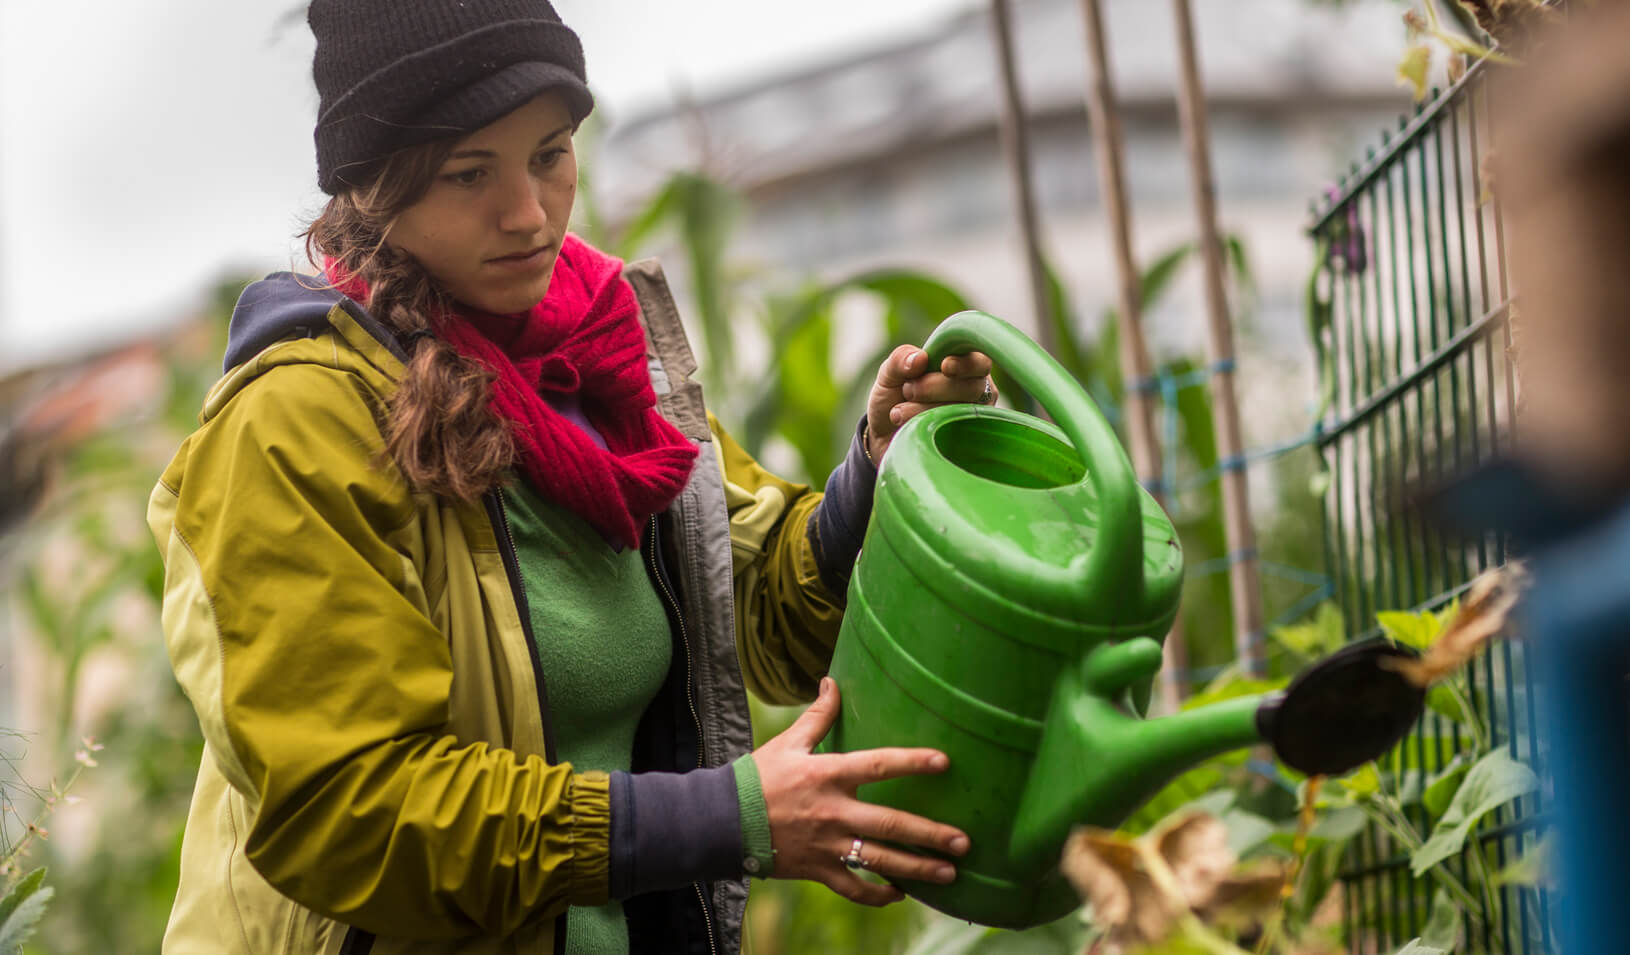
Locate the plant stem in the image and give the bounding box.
[1446,678,1488,754]
[1365,794,1484,922]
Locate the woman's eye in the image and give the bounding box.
[443,168,485,187]
[533,148,566,169]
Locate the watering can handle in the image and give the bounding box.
[924,310,1144,597]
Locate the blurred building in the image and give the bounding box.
[595,0,1410,436]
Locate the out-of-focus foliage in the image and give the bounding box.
[0,281,234,952]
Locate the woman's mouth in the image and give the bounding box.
[487,245,554,271]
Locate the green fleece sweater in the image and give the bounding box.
[503,481,772,954]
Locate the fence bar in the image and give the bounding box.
[1169,0,1265,673]
[1310,61,1551,951]
[1316,299,1510,448]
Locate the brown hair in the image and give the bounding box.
[303,144,515,500]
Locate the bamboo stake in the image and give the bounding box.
[990,0,1057,354]
[1078,0,1188,709]
[1169,0,1266,675]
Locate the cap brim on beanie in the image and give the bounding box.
[418,60,594,140]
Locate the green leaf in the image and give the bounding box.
[1182,677,1288,711]
[611,174,682,261]
[1138,242,1197,312]
[1397,44,1432,101]
[1309,805,1369,841]
[0,869,53,952]
[1411,750,1538,876]
[1492,836,1550,888]
[1419,888,1461,949]
[1424,684,1473,726]
[1377,609,1441,649]
[0,868,46,926]
[1040,257,1088,381]
[1423,756,1472,820]
[1270,602,1345,660]
[1335,762,1381,799]
[1221,808,1278,858]
[1391,941,1448,955]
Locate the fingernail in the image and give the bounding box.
[935,865,957,883]
[890,407,903,424]
[949,835,970,855]
[820,676,832,694]
[911,350,926,370]
[930,752,949,771]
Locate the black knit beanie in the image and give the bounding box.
[308,0,594,194]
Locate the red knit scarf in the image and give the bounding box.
[331,234,698,549]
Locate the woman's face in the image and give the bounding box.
[386,93,578,315]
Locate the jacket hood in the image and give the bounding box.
[223,272,407,373]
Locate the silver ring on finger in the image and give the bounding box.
[840,837,868,870]
[979,378,996,405]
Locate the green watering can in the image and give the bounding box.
[821,311,1424,929]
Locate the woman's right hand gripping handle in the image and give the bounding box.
[751,677,971,905]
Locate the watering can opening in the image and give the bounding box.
[932,415,1086,490]
[1257,637,1426,777]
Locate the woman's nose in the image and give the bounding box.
[496,173,549,235]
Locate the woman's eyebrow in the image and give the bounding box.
[447,124,574,161]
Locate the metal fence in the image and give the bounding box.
[1307,63,1551,953]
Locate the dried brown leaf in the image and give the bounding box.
[1065,812,1288,950]
[1196,860,1288,930]
[1062,827,1183,947]
[1447,52,1468,86]
[1153,812,1232,910]
[1386,563,1529,687]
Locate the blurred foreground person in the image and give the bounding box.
[150,2,998,952]
[1499,0,1630,503]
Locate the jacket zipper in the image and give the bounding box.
[488,490,564,955]
[488,491,560,763]
[643,517,719,955]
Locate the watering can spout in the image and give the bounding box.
[1008,638,1272,871]
[1007,636,1429,873]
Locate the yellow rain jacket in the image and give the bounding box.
[150,260,857,955]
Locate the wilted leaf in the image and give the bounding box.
[1155,814,1232,911]
[1411,750,1538,876]
[1398,44,1433,100]
[1386,564,1528,688]
[1446,52,1468,85]
[1196,861,1286,931]
[1063,828,1177,946]
[1063,812,1285,951]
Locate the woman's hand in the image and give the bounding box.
[866,345,996,463]
[752,677,971,905]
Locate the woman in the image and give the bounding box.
[151,1,998,953]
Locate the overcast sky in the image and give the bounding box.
[0,0,975,371]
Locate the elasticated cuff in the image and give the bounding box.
[806,416,880,597]
[732,754,774,877]
[566,771,612,906]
